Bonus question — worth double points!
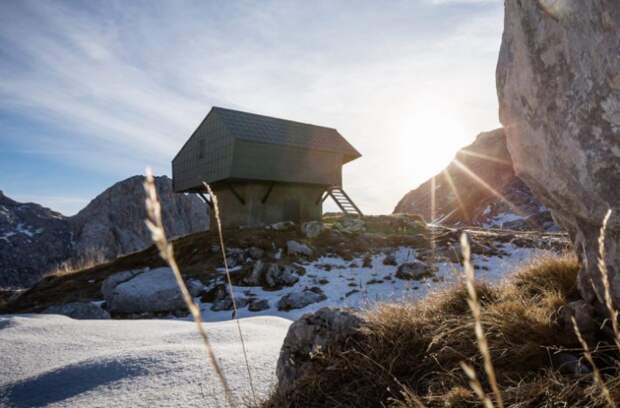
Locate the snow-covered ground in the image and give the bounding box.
[0,314,288,407]
[199,244,552,322]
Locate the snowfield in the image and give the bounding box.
[0,314,290,407]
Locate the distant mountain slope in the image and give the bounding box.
[394,128,557,231]
[0,192,73,288]
[0,176,209,289]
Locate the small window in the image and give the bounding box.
[198,139,205,159]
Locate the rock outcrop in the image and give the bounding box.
[71,175,209,260]
[0,191,73,288]
[497,1,620,305]
[0,176,209,289]
[276,308,363,397]
[394,129,556,231]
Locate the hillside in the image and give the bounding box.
[0,176,209,289]
[394,128,556,231]
[2,214,569,321]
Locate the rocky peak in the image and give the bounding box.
[1,175,209,289]
[393,128,557,231]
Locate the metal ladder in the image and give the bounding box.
[324,186,363,216]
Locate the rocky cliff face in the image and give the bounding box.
[71,176,209,260]
[0,176,209,289]
[0,192,73,288]
[394,128,556,231]
[497,1,620,306]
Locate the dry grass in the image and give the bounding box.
[45,249,108,277]
[259,251,620,407]
[143,169,235,406]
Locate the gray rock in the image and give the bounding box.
[72,176,209,262]
[275,307,363,397]
[301,221,323,239]
[248,299,270,312]
[246,246,265,260]
[211,285,249,311]
[334,217,365,234]
[286,240,313,257]
[101,269,142,300]
[269,221,295,231]
[265,264,302,289]
[497,1,620,306]
[243,260,266,286]
[187,278,206,297]
[382,254,397,266]
[395,260,433,280]
[277,287,326,311]
[103,268,186,314]
[44,302,110,320]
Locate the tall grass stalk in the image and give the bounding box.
[143,169,235,406]
[571,316,614,407]
[597,209,620,349]
[460,232,503,408]
[203,181,257,405]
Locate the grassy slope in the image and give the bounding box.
[261,254,620,408]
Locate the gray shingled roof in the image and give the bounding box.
[212,107,361,162]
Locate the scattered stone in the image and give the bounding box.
[317,278,329,285]
[301,221,323,239]
[287,240,313,257]
[211,286,249,311]
[187,278,206,297]
[265,264,301,288]
[345,289,359,297]
[362,254,372,268]
[276,308,363,396]
[366,279,384,285]
[382,254,397,266]
[558,300,598,338]
[247,246,265,260]
[277,287,327,311]
[334,217,366,234]
[43,302,110,320]
[248,298,270,312]
[269,221,295,231]
[395,260,433,280]
[243,260,266,286]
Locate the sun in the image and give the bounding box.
[396,109,469,181]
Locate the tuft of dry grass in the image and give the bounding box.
[259,250,620,407]
[460,233,502,408]
[143,169,235,407]
[203,181,257,405]
[46,250,108,278]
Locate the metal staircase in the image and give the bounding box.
[324,186,363,216]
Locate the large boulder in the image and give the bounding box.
[102,267,191,314]
[497,1,620,305]
[277,287,327,311]
[275,308,363,397]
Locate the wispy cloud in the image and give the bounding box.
[0,0,503,214]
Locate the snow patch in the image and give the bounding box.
[0,314,288,407]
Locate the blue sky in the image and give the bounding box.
[0,0,503,215]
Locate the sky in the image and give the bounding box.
[0,0,503,216]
